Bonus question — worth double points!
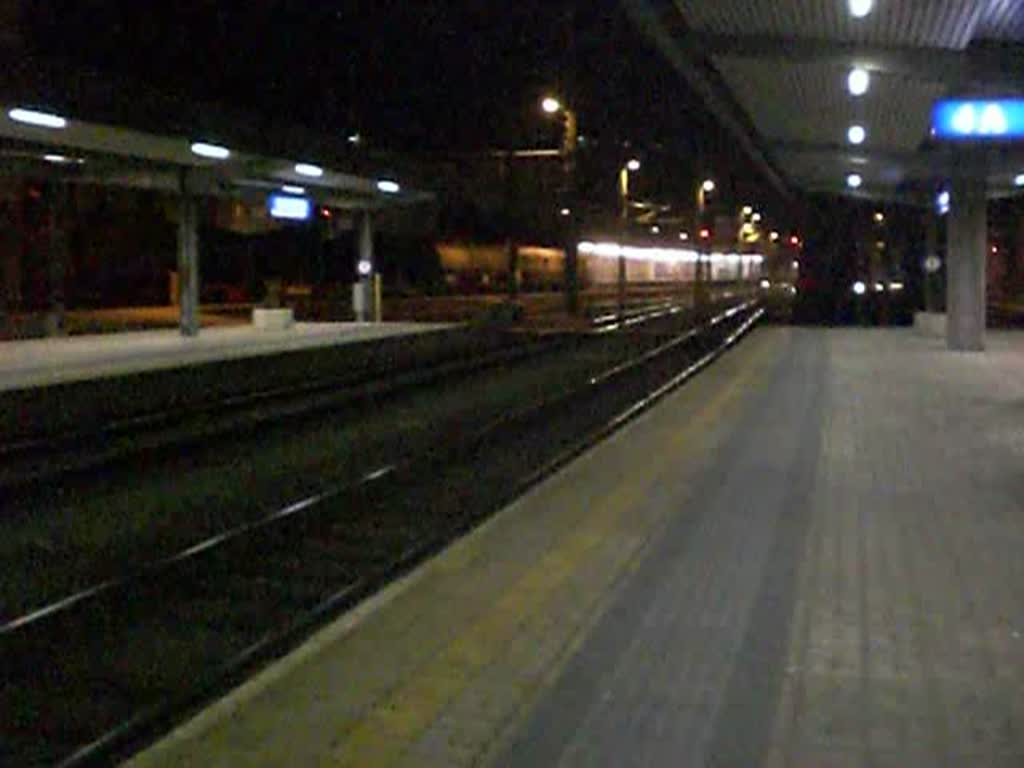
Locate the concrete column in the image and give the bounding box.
[177,171,200,337]
[946,175,987,351]
[355,210,374,322]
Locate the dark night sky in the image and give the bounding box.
[22,1,784,217]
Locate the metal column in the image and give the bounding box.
[44,182,68,336]
[923,209,940,313]
[355,210,374,322]
[946,175,986,351]
[177,170,200,337]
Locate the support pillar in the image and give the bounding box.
[0,191,20,337]
[43,183,68,337]
[177,171,200,337]
[923,209,939,313]
[946,175,986,351]
[355,210,374,322]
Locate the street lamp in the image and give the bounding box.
[695,178,716,308]
[541,95,580,313]
[618,159,641,318]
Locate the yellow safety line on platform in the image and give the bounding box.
[327,332,779,767]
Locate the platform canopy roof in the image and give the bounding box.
[624,0,1024,204]
[0,55,433,211]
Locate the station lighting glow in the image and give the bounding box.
[792,260,800,270]
[701,179,716,193]
[699,228,711,239]
[847,124,866,145]
[790,235,800,246]
[43,154,80,164]
[1015,174,1024,187]
[268,194,312,221]
[190,142,231,160]
[541,97,562,114]
[874,282,885,292]
[650,225,660,234]
[760,279,771,289]
[8,107,67,129]
[853,281,867,295]
[742,205,753,216]
[560,207,571,217]
[931,99,1024,140]
[751,212,762,223]
[357,259,373,276]
[848,68,870,96]
[295,163,324,178]
[847,173,863,189]
[626,158,641,172]
[348,133,362,145]
[937,189,950,215]
[377,179,401,194]
[770,231,780,242]
[281,185,305,194]
[849,0,873,17]
[679,232,689,241]
[889,282,905,291]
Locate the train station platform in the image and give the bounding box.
[127,326,1024,767]
[0,322,452,392]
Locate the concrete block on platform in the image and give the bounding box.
[252,308,294,331]
[913,311,945,337]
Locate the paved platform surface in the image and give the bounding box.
[127,327,1024,767]
[0,322,453,392]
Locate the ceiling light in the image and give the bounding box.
[295,163,323,178]
[626,158,641,172]
[847,124,866,144]
[1015,174,1024,187]
[849,0,873,18]
[848,68,870,96]
[190,142,231,160]
[847,173,863,189]
[8,107,67,129]
[542,97,562,114]
[281,185,306,195]
[377,179,401,194]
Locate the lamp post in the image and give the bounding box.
[695,178,715,310]
[542,96,580,314]
[618,158,641,318]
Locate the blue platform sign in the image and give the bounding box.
[268,194,312,221]
[932,99,1024,140]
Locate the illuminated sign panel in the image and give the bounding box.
[932,99,1024,140]
[268,195,312,221]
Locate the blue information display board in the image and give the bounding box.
[932,99,1024,140]
[268,195,312,221]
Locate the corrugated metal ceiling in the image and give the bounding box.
[672,0,1000,49]
[667,0,1024,196]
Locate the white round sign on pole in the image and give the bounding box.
[924,255,942,273]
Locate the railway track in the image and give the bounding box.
[0,295,720,491]
[1,299,762,766]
